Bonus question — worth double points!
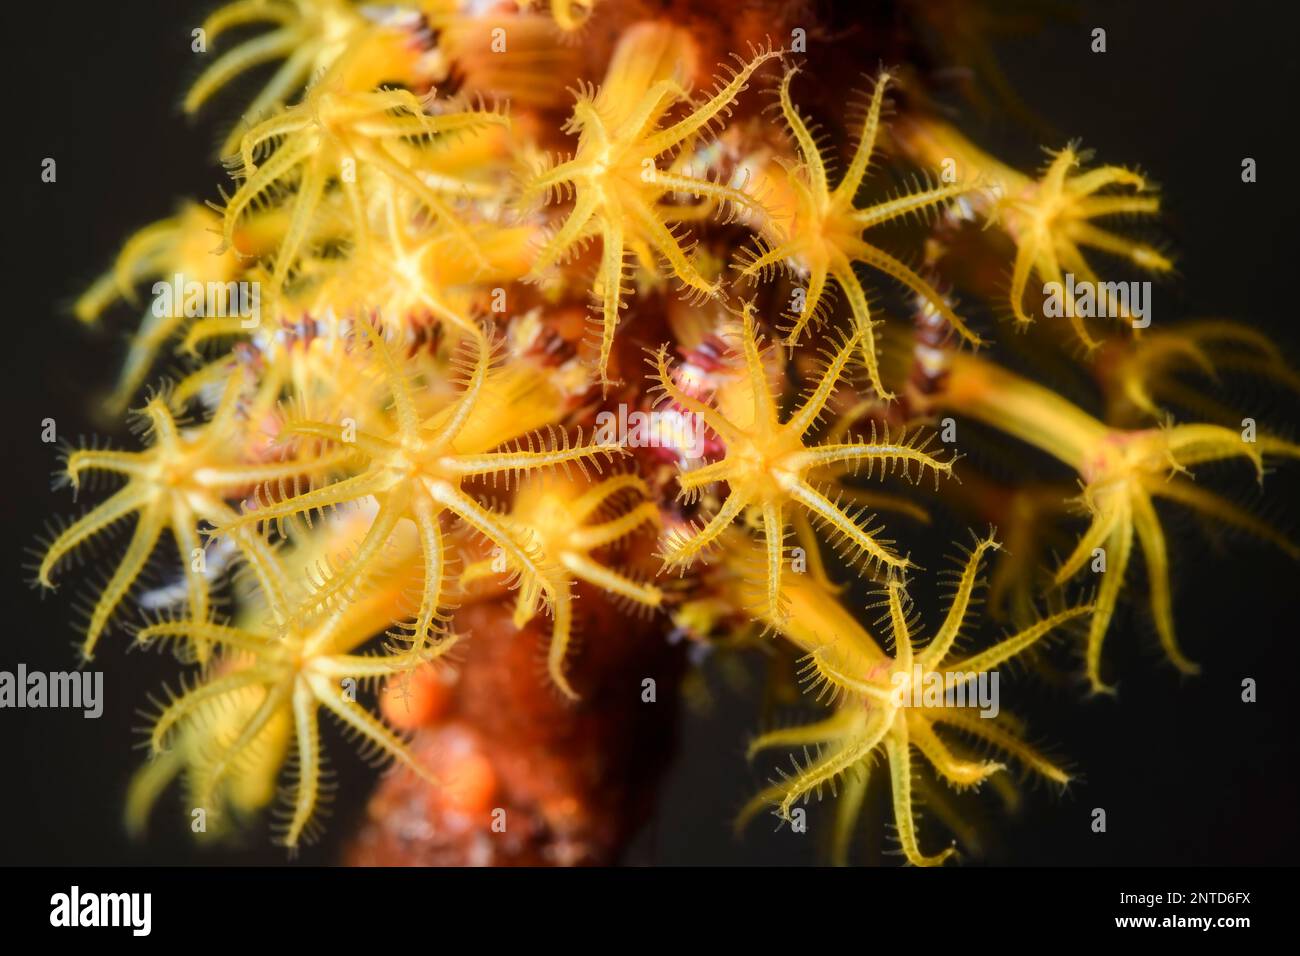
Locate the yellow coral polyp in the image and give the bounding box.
[463,472,663,696]
[219,51,509,301]
[187,2,428,155]
[523,23,779,386]
[1000,145,1173,347]
[218,323,621,689]
[740,537,1090,865]
[292,181,533,341]
[126,665,291,842]
[655,303,953,625]
[73,202,288,412]
[894,117,1174,349]
[738,68,980,399]
[1101,319,1300,425]
[929,350,1300,692]
[135,543,440,850]
[39,369,337,660]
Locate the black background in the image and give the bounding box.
[3,1,1298,866]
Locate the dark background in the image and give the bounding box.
[3,1,1298,866]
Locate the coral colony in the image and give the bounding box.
[37,1,1298,865]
